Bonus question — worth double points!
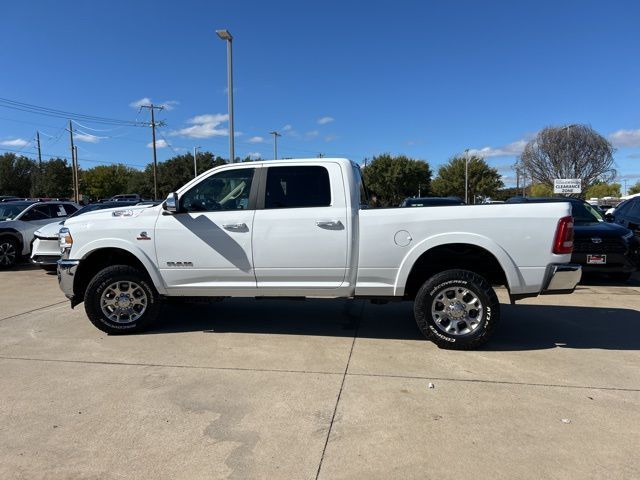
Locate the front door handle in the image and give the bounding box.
[222,222,248,232]
[316,220,343,229]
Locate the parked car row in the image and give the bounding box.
[0,199,158,269]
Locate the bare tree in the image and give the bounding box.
[519,124,615,192]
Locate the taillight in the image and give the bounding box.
[553,216,574,254]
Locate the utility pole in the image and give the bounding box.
[193,146,201,178]
[36,131,42,166]
[73,145,80,203]
[139,104,164,199]
[68,120,78,203]
[464,149,469,204]
[269,131,281,159]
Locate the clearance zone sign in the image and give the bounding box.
[554,179,582,194]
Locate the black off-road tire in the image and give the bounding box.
[84,265,160,334]
[0,236,19,269]
[414,269,500,350]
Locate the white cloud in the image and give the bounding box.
[170,113,229,138]
[75,133,103,143]
[147,139,168,149]
[282,124,293,131]
[468,139,528,158]
[248,152,262,159]
[129,97,152,109]
[0,138,29,147]
[609,129,640,148]
[129,97,179,110]
[317,116,334,125]
[324,134,338,142]
[306,130,319,138]
[248,136,265,143]
[160,100,179,111]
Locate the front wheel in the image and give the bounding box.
[84,265,160,334]
[414,269,500,350]
[0,237,18,269]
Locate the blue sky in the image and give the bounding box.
[1,0,639,189]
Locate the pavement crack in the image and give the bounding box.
[0,301,67,322]
[315,299,365,480]
[0,355,342,377]
[346,372,640,393]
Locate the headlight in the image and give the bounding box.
[59,227,73,250]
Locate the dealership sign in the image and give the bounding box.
[554,179,582,194]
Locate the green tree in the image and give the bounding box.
[154,152,227,199]
[363,154,431,207]
[583,181,621,199]
[82,164,136,200]
[627,182,640,195]
[529,183,554,197]
[0,153,35,197]
[431,156,503,203]
[31,158,73,198]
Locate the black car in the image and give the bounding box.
[507,196,639,281]
[610,196,640,235]
[400,197,465,207]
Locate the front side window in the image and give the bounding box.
[264,166,331,209]
[180,168,254,212]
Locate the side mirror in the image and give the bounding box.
[604,213,614,222]
[163,192,179,213]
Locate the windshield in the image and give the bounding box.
[0,204,29,221]
[571,201,602,223]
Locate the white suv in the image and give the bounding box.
[0,200,80,268]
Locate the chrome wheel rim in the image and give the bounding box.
[0,241,16,266]
[431,285,483,336]
[100,281,148,323]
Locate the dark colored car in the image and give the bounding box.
[507,196,639,281]
[400,197,465,207]
[610,196,640,236]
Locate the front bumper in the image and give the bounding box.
[541,263,582,294]
[57,259,80,303]
[32,254,61,266]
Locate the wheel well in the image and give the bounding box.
[404,243,507,299]
[74,248,149,301]
[0,231,23,251]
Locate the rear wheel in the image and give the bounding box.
[84,265,159,334]
[414,269,500,350]
[0,237,18,269]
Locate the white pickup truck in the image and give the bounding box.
[57,158,580,349]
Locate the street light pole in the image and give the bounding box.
[269,131,281,159]
[464,149,469,204]
[193,146,201,178]
[216,29,234,163]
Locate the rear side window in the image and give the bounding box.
[264,166,331,209]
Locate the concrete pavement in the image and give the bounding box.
[0,267,638,479]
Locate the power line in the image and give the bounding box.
[0,97,149,127]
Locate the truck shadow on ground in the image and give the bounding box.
[149,299,640,351]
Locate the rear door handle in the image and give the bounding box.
[316,220,343,229]
[222,222,248,232]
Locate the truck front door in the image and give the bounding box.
[154,166,258,294]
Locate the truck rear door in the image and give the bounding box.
[252,163,349,292]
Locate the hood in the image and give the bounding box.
[34,220,66,238]
[574,221,632,239]
[63,204,158,227]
